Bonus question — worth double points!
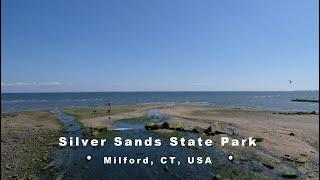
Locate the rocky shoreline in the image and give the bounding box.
[291,99,319,103]
[1,111,64,179]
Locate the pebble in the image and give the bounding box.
[213,174,222,179]
[262,162,274,169]
[5,164,12,170]
[281,170,297,178]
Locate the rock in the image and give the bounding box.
[224,126,235,135]
[289,132,295,136]
[145,123,161,130]
[5,164,11,170]
[204,125,216,135]
[214,130,226,135]
[145,124,153,130]
[253,137,264,142]
[94,126,108,132]
[161,122,170,129]
[262,162,274,169]
[41,161,55,171]
[281,170,297,178]
[212,174,222,179]
[152,124,161,130]
[275,159,282,164]
[175,127,185,131]
[308,174,315,178]
[283,154,294,162]
[192,126,205,134]
[11,174,19,179]
[294,154,309,164]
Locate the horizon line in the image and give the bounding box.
[1,90,319,94]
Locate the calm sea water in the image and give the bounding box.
[1,91,319,112]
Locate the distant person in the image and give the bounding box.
[107,102,111,114]
[92,105,97,113]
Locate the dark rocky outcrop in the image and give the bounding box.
[291,99,319,103]
[274,111,318,115]
[214,130,226,135]
[192,126,205,134]
[161,122,170,129]
[145,122,237,137]
[204,125,216,135]
[145,123,161,130]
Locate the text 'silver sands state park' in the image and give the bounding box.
[1,0,319,179]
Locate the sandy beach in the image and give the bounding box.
[158,105,319,178]
[160,105,319,161]
[1,104,319,179]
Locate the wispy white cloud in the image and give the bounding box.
[1,81,62,87]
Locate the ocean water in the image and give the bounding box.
[1,91,319,112]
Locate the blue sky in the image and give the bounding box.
[1,0,319,92]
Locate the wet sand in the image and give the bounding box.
[61,104,163,128]
[62,104,319,178]
[159,105,319,161]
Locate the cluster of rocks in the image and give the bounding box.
[273,111,318,115]
[1,113,16,118]
[85,126,108,137]
[145,122,229,136]
[283,154,309,164]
